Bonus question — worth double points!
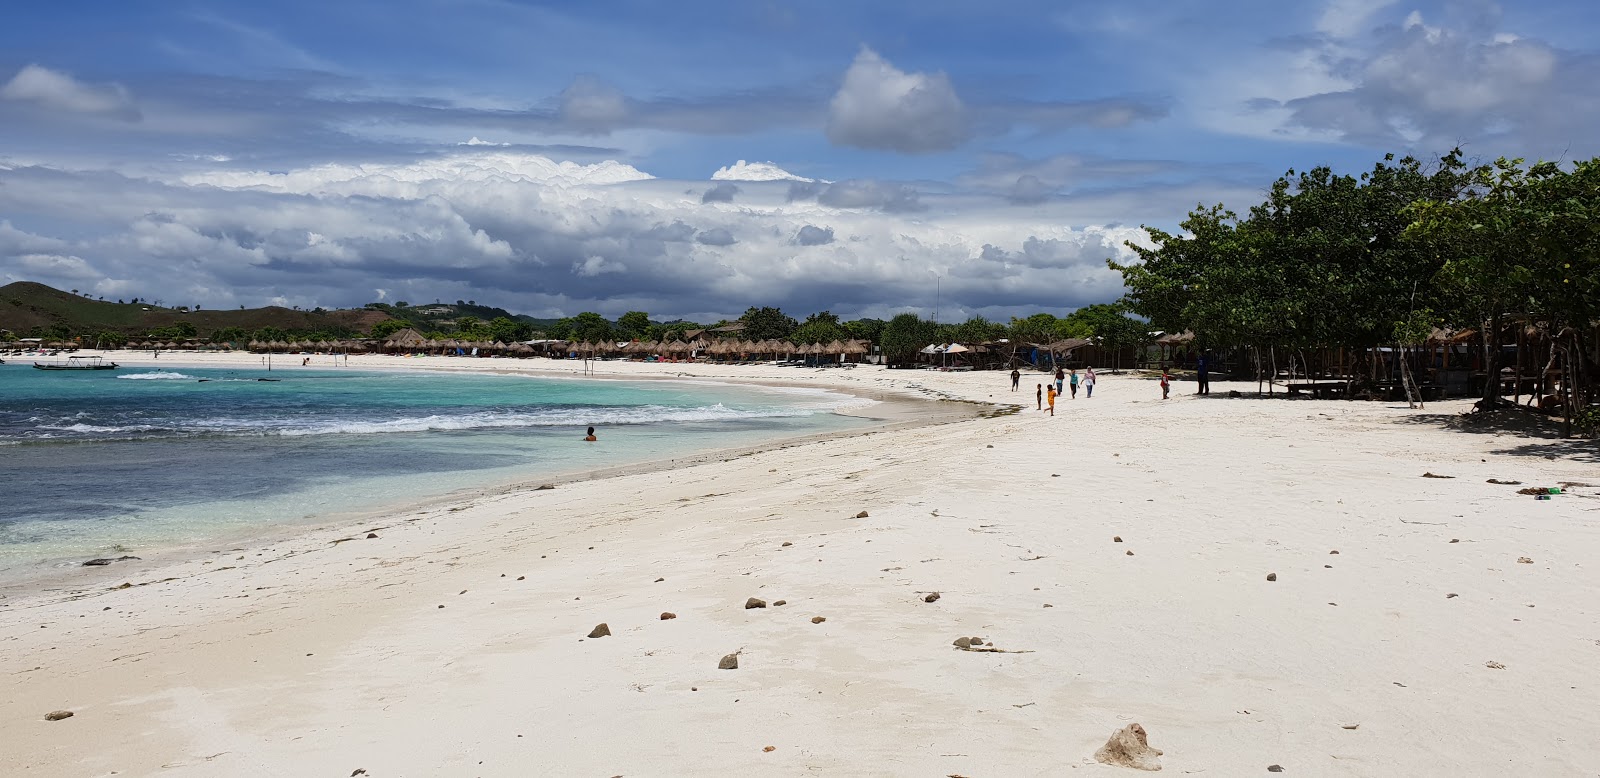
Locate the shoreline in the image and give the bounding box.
[4,361,1596,776]
[0,354,989,595]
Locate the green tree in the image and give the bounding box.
[879,313,939,367]
[617,311,652,339]
[370,319,409,339]
[211,326,249,344]
[486,316,531,343]
[950,315,1005,344]
[844,318,886,344]
[789,311,849,344]
[565,312,614,343]
[738,306,797,341]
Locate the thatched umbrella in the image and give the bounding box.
[665,340,690,354]
[842,340,870,355]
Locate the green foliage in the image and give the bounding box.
[147,321,198,340]
[950,315,1005,344]
[617,311,652,339]
[1007,313,1059,345]
[738,306,797,341]
[369,319,410,339]
[789,310,849,344]
[211,326,249,344]
[844,318,885,344]
[880,313,939,367]
[1065,304,1149,349]
[91,330,127,348]
[564,312,614,343]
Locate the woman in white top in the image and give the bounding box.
[1083,367,1097,398]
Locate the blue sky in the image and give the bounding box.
[3,0,1598,320]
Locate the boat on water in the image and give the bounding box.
[33,355,119,371]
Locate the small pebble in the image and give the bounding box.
[1268,766,1284,773]
[660,612,677,620]
[923,592,940,603]
[1267,573,1278,582]
[366,533,378,539]
[1329,550,1339,555]
[781,542,792,547]
[44,710,73,721]
[1126,550,1134,556]
[811,616,826,624]
[1113,536,1123,542]
[763,746,776,753]
[855,511,869,518]
[587,623,611,638]
[719,653,739,670]
[745,597,767,609]
[773,600,787,607]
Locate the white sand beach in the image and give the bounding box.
[4,354,1598,776]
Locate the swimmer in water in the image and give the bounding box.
[584,426,597,442]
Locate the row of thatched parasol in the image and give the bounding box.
[557,338,870,357]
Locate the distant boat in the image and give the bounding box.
[33,355,119,371]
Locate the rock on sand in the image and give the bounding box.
[1094,722,1163,771]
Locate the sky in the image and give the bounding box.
[2,0,1598,323]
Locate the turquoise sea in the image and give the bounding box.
[0,363,873,576]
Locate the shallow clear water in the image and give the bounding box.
[0,363,873,574]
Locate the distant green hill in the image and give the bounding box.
[0,282,392,341]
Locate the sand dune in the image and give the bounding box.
[3,354,1597,776]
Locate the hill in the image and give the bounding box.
[0,282,391,341]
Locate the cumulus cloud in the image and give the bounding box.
[0,151,1143,318]
[794,225,835,245]
[816,179,924,212]
[701,182,740,203]
[1006,175,1056,205]
[711,160,814,182]
[694,227,736,246]
[786,180,827,202]
[1,64,140,120]
[1236,6,1600,154]
[826,47,971,153]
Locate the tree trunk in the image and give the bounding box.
[1480,311,1501,410]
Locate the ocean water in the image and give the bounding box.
[0,363,874,575]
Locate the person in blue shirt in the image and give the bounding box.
[1196,353,1210,395]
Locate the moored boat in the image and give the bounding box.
[33,355,119,371]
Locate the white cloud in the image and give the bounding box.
[0,64,140,120]
[826,47,971,153]
[0,151,1147,319]
[711,160,813,182]
[1316,0,1397,39]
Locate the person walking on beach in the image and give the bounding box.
[1046,384,1057,416]
[1196,353,1210,396]
[1036,383,1043,410]
[1069,368,1079,399]
[1083,368,1096,398]
[1010,368,1021,391]
[1054,366,1065,396]
[583,426,597,441]
[1160,369,1171,400]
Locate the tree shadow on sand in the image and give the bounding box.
[1389,408,1600,464]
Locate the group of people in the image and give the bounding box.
[1010,366,1096,416]
[1010,359,1210,412]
